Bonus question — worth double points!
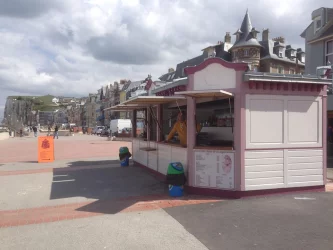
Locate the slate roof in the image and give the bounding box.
[151,78,188,94]
[159,71,175,81]
[124,80,146,100]
[231,10,262,49]
[260,40,305,66]
[121,81,131,91]
[158,43,232,82]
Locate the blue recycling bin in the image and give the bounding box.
[120,157,129,167]
[169,185,184,197]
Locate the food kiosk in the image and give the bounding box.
[107,57,331,198]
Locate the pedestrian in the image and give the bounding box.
[54,125,59,139]
[32,126,37,137]
[47,125,51,136]
[19,129,23,137]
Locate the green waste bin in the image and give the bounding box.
[119,147,131,167]
[166,162,186,197]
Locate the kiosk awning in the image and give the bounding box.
[174,90,233,98]
[121,96,186,105]
[104,96,186,111]
[104,104,146,111]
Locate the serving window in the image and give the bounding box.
[196,98,234,149]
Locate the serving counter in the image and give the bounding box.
[132,138,188,176]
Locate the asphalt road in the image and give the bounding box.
[165,192,333,250]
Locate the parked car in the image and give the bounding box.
[100,127,110,137]
[121,127,132,134]
[92,126,105,135]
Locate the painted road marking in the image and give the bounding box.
[52,179,76,183]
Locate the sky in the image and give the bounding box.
[0,0,331,119]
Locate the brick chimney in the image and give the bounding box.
[168,68,175,73]
[262,29,269,41]
[272,36,285,44]
[224,32,231,43]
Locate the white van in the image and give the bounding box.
[110,119,132,136]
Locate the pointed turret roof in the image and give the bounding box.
[231,10,262,49]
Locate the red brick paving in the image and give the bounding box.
[0,195,222,228]
[0,136,131,163]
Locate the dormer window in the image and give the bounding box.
[274,42,285,58]
[251,27,260,39]
[278,47,283,57]
[278,66,284,74]
[301,54,305,63]
[181,68,185,77]
[314,16,322,33]
[326,40,333,66]
[233,29,243,42]
[290,50,296,57]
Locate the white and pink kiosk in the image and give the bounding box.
[108,58,331,198]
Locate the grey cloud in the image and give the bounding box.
[87,34,161,65]
[0,0,65,18]
[46,24,74,49]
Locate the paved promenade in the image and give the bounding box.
[0,135,333,250]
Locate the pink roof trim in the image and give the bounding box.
[184,57,248,75]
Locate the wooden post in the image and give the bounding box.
[147,108,151,141]
[156,104,163,142]
[186,97,196,186]
[132,110,137,138]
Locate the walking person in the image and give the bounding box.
[47,125,51,136]
[32,126,37,137]
[54,125,59,139]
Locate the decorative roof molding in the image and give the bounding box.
[184,57,248,75]
[151,78,188,94]
[244,72,332,85]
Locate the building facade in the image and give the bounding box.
[301,7,333,75]
[157,10,304,84]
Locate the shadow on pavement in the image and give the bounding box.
[49,159,214,215]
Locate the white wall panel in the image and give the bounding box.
[245,149,324,191]
[245,150,284,190]
[133,140,148,166]
[171,147,188,174]
[157,144,172,175]
[248,98,284,144]
[246,95,322,149]
[287,149,324,187]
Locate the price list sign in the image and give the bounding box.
[194,150,234,190]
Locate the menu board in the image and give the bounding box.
[194,150,234,190]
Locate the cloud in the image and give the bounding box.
[0,0,65,19]
[0,0,331,113]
